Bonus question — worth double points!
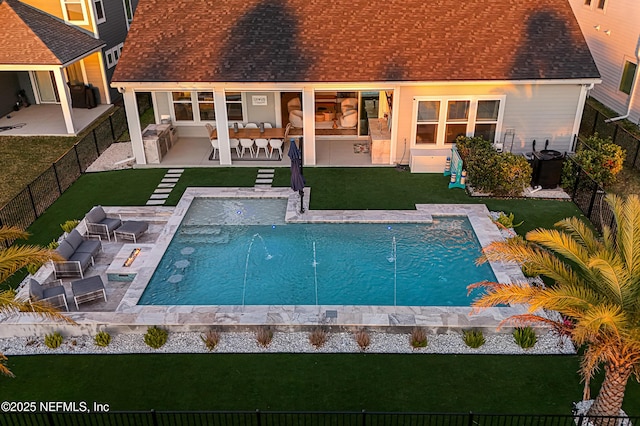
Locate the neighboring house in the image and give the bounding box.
[570,0,640,125]
[112,0,600,170]
[0,0,138,135]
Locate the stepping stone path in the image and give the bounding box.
[147,169,183,205]
[255,168,274,188]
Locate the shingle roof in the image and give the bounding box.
[113,0,600,83]
[0,0,105,65]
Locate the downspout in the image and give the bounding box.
[605,36,640,123]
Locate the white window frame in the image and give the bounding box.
[122,0,134,28]
[93,0,106,24]
[104,43,123,69]
[168,91,250,124]
[411,95,506,148]
[60,0,89,25]
[225,91,246,123]
[596,0,607,11]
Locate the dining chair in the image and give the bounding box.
[210,138,219,159]
[245,123,258,129]
[229,138,241,157]
[268,138,283,159]
[263,123,273,128]
[254,138,269,158]
[229,122,244,129]
[239,138,255,158]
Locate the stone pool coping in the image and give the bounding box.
[4,187,533,336]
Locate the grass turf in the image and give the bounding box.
[2,353,638,414]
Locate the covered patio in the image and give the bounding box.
[0,104,113,136]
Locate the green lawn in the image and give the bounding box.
[1,353,638,414]
[3,167,637,415]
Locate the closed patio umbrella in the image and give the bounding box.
[288,138,305,213]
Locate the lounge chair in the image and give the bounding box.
[84,206,122,241]
[29,278,68,311]
[52,229,102,279]
[70,275,107,309]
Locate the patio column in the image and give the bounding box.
[389,86,401,165]
[302,87,316,165]
[52,67,75,134]
[213,88,232,165]
[122,89,146,164]
[571,84,589,148]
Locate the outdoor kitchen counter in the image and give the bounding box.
[368,118,391,164]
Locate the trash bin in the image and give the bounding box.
[531,150,564,189]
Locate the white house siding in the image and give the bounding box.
[395,82,584,164]
[570,0,640,124]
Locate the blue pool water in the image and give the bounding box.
[138,199,496,306]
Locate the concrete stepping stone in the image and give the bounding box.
[150,194,169,200]
[255,179,273,184]
[146,200,165,205]
[157,183,176,188]
[258,169,275,173]
[154,188,173,193]
[168,169,184,173]
[161,178,179,183]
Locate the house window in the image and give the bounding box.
[619,61,637,95]
[584,0,591,5]
[122,0,134,25]
[172,92,194,121]
[104,44,123,68]
[597,0,606,9]
[105,50,114,68]
[414,96,503,146]
[445,101,470,143]
[94,0,106,23]
[415,101,440,144]
[474,100,500,141]
[225,92,244,121]
[198,92,215,121]
[61,0,87,23]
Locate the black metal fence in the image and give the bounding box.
[0,410,638,426]
[0,107,127,235]
[580,101,640,170]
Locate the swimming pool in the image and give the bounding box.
[138,198,496,306]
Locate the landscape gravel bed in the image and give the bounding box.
[0,331,575,356]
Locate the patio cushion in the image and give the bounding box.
[29,278,44,300]
[85,206,107,224]
[69,251,93,269]
[65,229,84,251]
[56,240,75,260]
[101,217,122,232]
[76,239,101,258]
[42,285,66,300]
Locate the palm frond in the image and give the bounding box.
[498,313,562,329]
[580,344,607,382]
[527,285,601,314]
[0,226,30,245]
[554,216,602,254]
[1,292,75,324]
[588,254,628,306]
[575,304,626,338]
[0,246,63,283]
[526,228,592,274]
[0,352,15,377]
[610,194,640,277]
[470,282,541,310]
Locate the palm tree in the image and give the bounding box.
[0,225,72,377]
[469,194,640,421]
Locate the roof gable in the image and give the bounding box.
[0,0,105,65]
[113,0,600,83]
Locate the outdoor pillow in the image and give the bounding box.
[29,279,44,300]
[55,240,75,260]
[65,229,84,251]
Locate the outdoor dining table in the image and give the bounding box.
[210,127,285,139]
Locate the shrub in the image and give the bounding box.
[456,136,532,196]
[354,329,371,351]
[44,332,63,349]
[60,220,80,233]
[256,327,273,348]
[144,326,168,349]
[513,326,537,349]
[462,329,486,348]
[493,212,523,230]
[309,328,328,349]
[47,240,59,250]
[201,330,221,351]
[94,331,112,347]
[562,133,625,189]
[26,263,41,275]
[410,327,428,348]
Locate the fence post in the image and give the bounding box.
[576,414,585,426]
[92,129,100,157]
[73,144,82,174]
[571,167,581,201]
[151,409,159,426]
[256,409,261,426]
[26,184,38,219]
[109,113,116,141]
[52,163,63,195]
[612,125,619,145]
[587,183,598,219]
[591,109,598,135]
[361,409,366,426]
[633,140,640,170]
[467,411,474,426]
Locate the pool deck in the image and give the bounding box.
[6,187,532,337]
